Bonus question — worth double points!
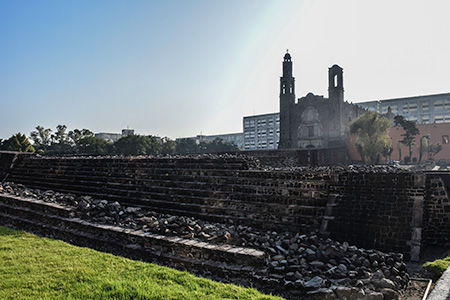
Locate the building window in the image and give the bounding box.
[435,115,444,123]
[308,126,314,137]
[402,104,409,113]
[443,135,449,144]
[442,135,448,144]
[409,104,417,112]
[435,100,444,109]
[422,116,430,124]
[422,101,429,111]
[445,99,450,109]
[390,105,398,113]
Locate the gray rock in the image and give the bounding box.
[305,248,316,261]
[379,288,399,300]
[310,261,325,269]
[306,288,335,300]
[366,292,384,300]
[335,286,352,299]
[304,276,324,289]
[272,254,285,261]
[373,278,396,290]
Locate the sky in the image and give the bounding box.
[1,0,450,140]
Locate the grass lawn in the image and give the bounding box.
[0,226,283,300]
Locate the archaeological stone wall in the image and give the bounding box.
[424,175,450,246]
[5,155,332,233]
[2,154,449,261]
[326,171,426,261]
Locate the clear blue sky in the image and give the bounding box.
[1,0,449,140]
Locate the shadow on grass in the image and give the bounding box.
[0,226,22,236]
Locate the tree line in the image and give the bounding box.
[0,125,240,156]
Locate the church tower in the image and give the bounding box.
[279,51,296,149]
[328,64,344,102]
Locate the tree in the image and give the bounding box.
[394,116,420,162]
[30,126,52,152]
[349,111,392,164]
[1,133,35,152]
[429,142,442,159]
[199,138,240,153]
[160,137,176,155]
[176,138,199,154]
[48,124,72,154]
[113,134,161,156]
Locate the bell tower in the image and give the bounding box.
[328,64,344,102]
[279,51,296,149]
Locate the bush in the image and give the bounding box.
[423,256,450,276]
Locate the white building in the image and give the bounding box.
[357,93,450,124]
[243,112,280,150]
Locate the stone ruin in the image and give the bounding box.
[0,153,449,299]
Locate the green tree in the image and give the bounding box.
[67,129,109,154]
[349,111,392,164]
[160,137,176,155]
[394,116,420,163]
[1,133,35,152]
[114,134,161,156]
[30,126,52,153]
[176,138,199,154]
[47,124,72,154]
[199,138,240,153]
[429,142,442,159]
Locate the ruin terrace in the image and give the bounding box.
[0,152,449,299]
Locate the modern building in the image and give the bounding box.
[177,133,244,149]
[95,132,123,142]
[122,129,135,136]
[357,93,450,124]
[95,128,135,142]
[196,133,244,149]
[243,113,280,150]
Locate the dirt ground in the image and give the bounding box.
[399,246,449,300]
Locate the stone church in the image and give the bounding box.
[278,52,367,149]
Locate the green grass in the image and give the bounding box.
[423,254,450,277]
[0,226,283,300]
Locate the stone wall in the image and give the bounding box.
[5,155,331,233]
[424,175,450,246]
[326,170,426,261]
[0,151,23,181]
[3,155,450,261]
[242,147,348,167]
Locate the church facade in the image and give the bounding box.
[278,52,367,149]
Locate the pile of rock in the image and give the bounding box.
[0,182,408,299]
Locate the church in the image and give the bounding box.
[278,52,367,149]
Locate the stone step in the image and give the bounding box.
[10,165,330,189]
[2,178,325,220]
[8,173,329,203]
[4,175,327,207]
[0,194,265,268]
